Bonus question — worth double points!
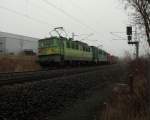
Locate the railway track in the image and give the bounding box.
[0,64,122,86]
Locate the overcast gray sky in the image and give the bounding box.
[0,0,147,57]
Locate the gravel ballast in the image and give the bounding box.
[0,64,127,120]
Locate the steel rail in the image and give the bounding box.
[0,64,120,86]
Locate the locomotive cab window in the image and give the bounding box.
[39,41,44,48]
[45,40,49,48]
[79,45,83,51]
[99,50,102,54]
[88,48,91,52]
[72,42,75,49]
[83,46,85,51]
[86,47,88,52]
[66,41,70,48]
[47,39,54,46]
[85,47,89,52]
[75,43,79,50]
[39,39,55,48]
[44,40,48,47]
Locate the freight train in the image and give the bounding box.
[38,29,118,66]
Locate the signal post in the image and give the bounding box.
[126,26,139,59]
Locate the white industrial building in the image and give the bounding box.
[0,31,39,54]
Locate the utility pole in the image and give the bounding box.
[126,26,139,59]
[136,42,139,58]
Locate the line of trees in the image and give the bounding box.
[122,0,150,46]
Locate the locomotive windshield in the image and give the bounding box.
[39,38,54,48]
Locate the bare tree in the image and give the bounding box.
[123,0,150,46]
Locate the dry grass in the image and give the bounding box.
[97,58,150,120]
[0,55,41,72]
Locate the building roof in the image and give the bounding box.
[0,31,39,41]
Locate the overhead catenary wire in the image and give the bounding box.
[110,32,127,40]
[0,5,53,27]
[66,0,88,15]
[41,0,97,33]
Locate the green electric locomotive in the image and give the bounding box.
[38,36,94,65]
